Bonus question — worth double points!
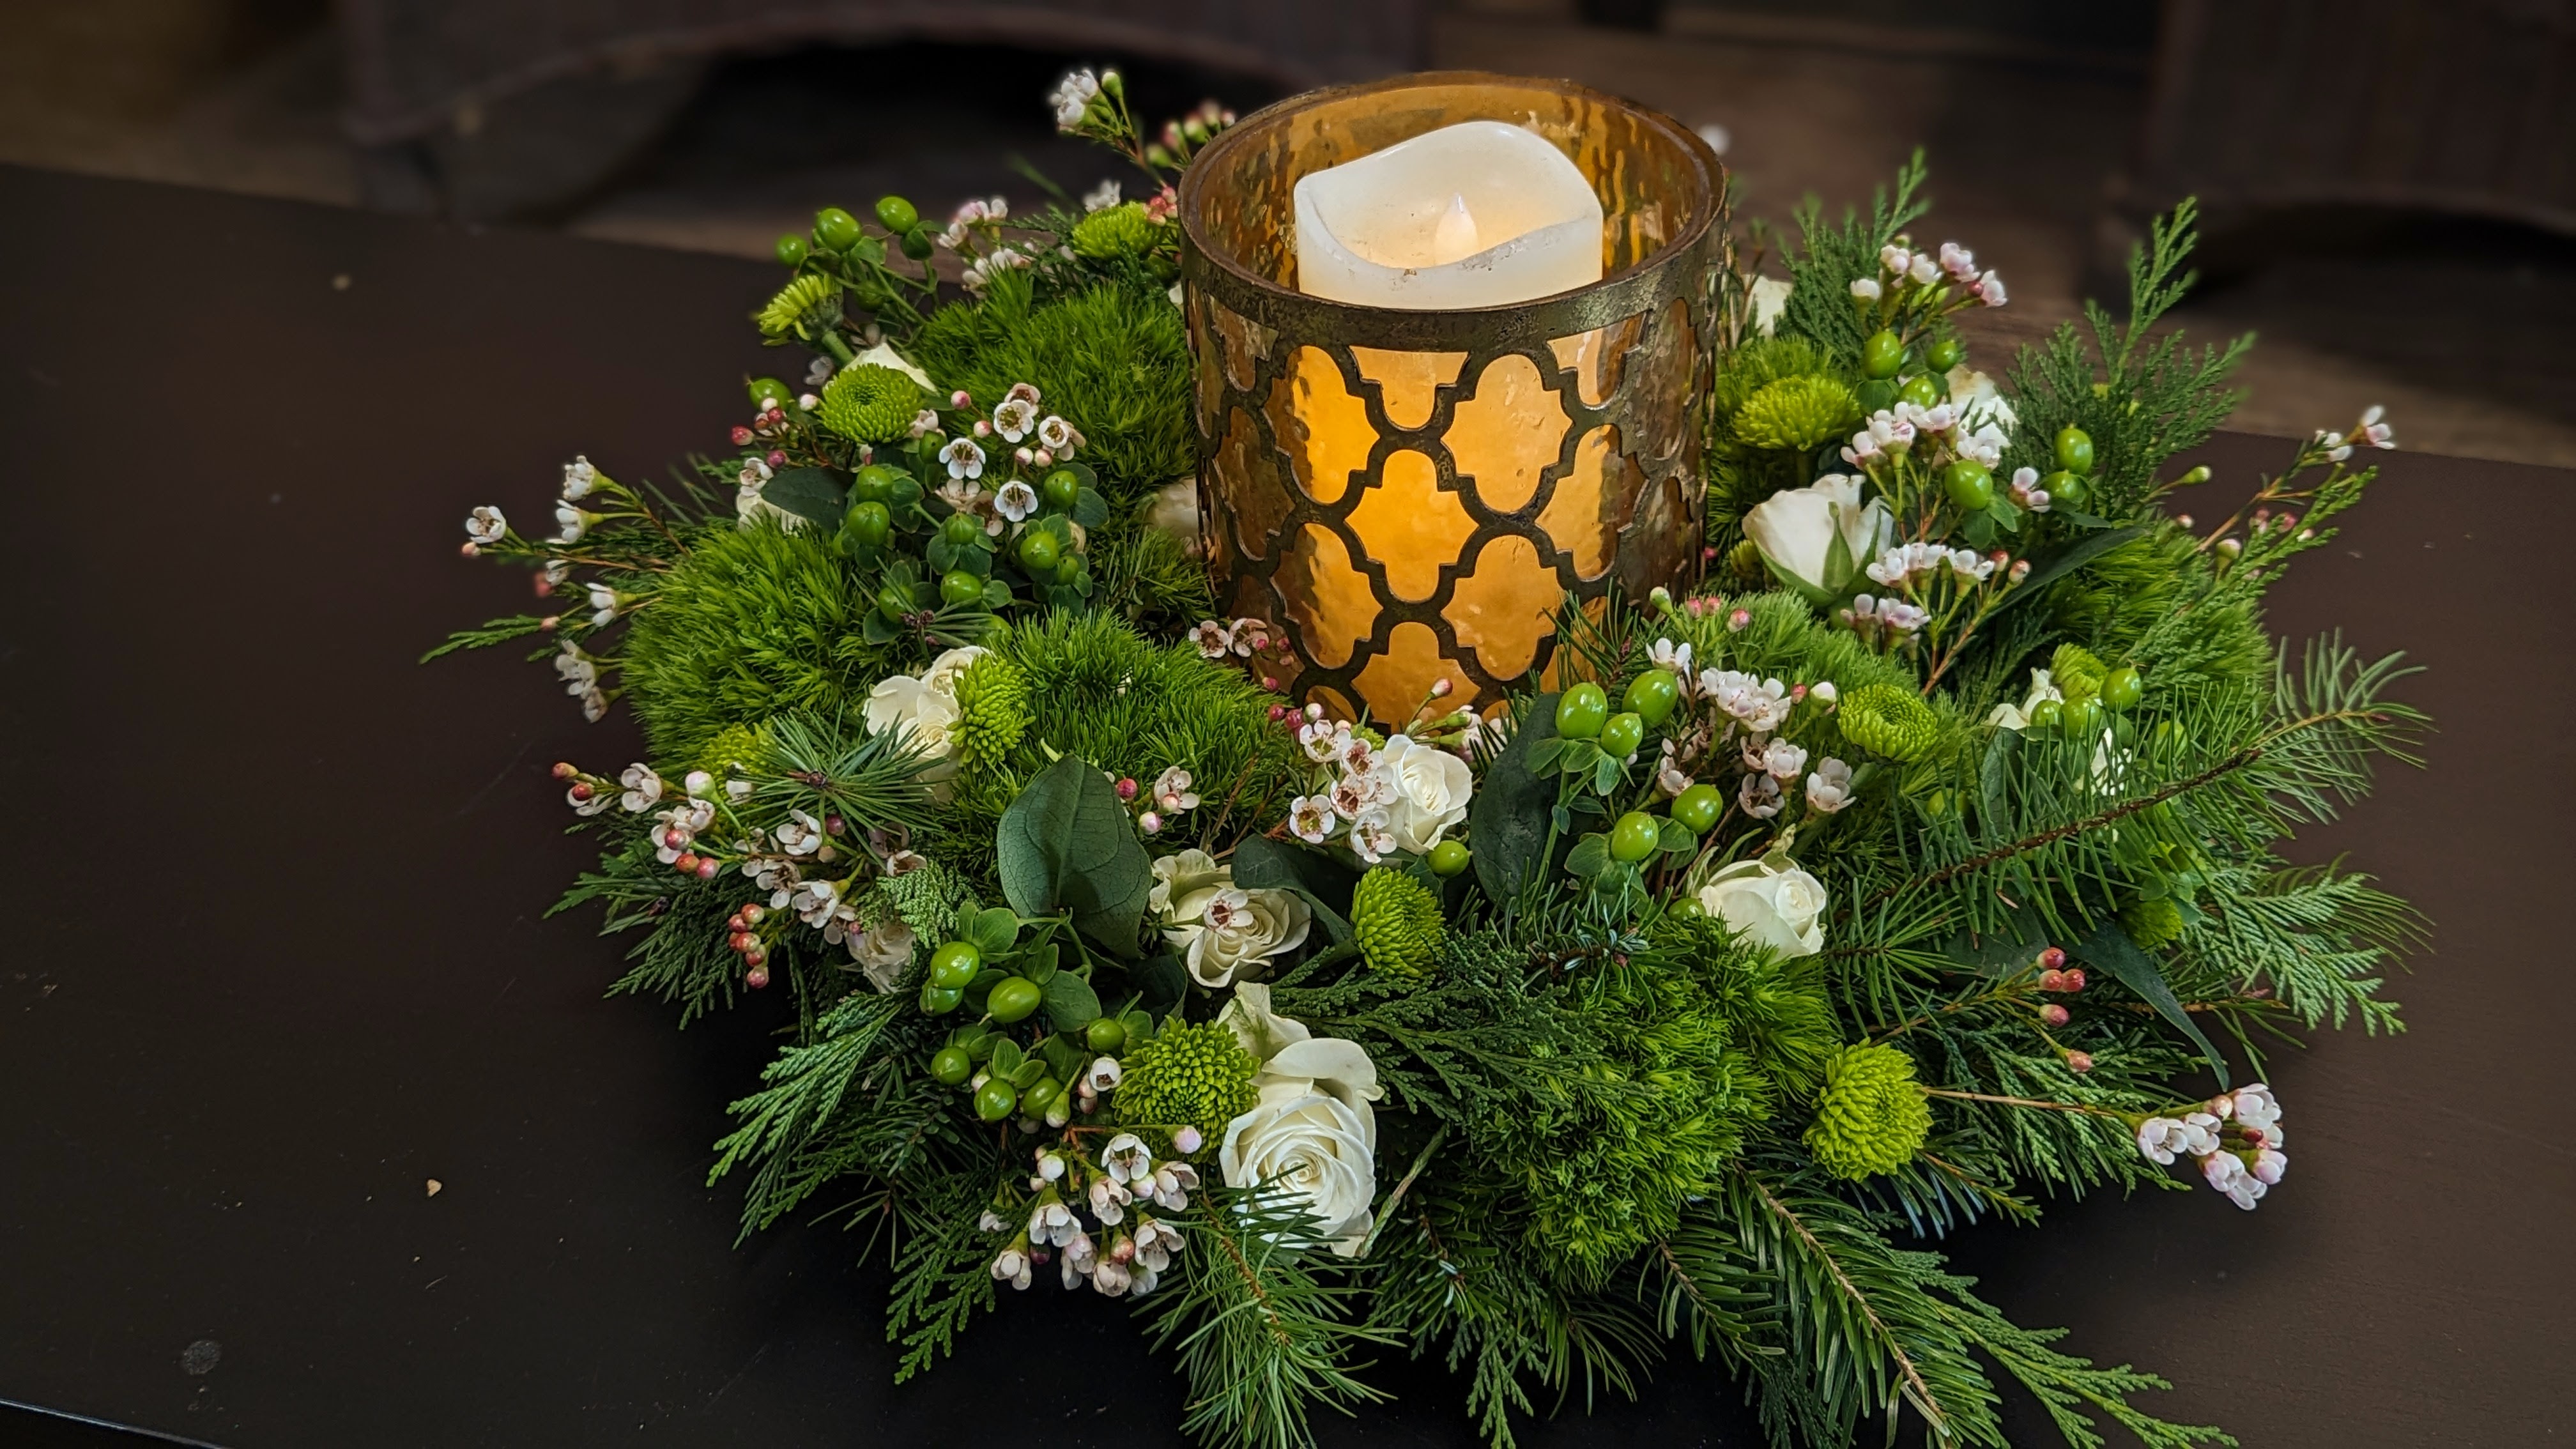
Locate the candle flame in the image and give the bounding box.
[1430,193,1481,266]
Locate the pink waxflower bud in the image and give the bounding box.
[460,541,480,558]
[1172,1125,1204,1154]
[539,613,560,629]
[743,945,768,967]
[1261,676,1280,691]
[973,420,991,437]
[1268,705,1287,721]
[731,426,754,446]
[951,390,972,408]
[1727,608,1751,632]
[674,853,701,874]
[1137,811,1164,835]
[726,932,751,954]
[1116,777,1140,800]
[568,781,594,801]
[2038,946,2067,970]
[2038,1004,2071,1027]
[745,965,771,988]
[2038,969,2067,992]
[766,450,787,468]
[741,903,766,924]
[2065,1050,2094,1073]
[696,858,720,880]
[1431,678,1453,698]
[553,762,579,780]
[2060,968,2085,992]
[824,813,846,836]
[2009,559,2031,583]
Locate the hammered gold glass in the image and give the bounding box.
[1179,72,1727,723]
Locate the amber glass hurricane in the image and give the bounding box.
[1178,71,1728,723]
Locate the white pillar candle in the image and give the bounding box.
[1293,121,1604,310]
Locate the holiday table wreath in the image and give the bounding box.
[438,69,2421,1449]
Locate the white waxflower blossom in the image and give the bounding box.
[1648,638,1693,679]
[1347,809,1397,865]
[464,505,507,545]
[2252,1147,2288,1185]
[1049,69,1100,128]
[578,687,608,722]
[2202,1149,2266,1209]
[586,581,620,629]
[1190,619,1235,658]
[561,456,597,499]
[618,763,662,813]
[1102,1133,1153,1184]
[939,436,986,480]
[1937,240,1978,283]
[552,502,593,544]
[1082,178,1121,212]
[774,809,825,856]
[992,397,1038,443]
[1286,794,1334,843]
[1738,772,1784,819]
[1880,243,1912,275]
[567,783,613,816]
[991,1246,1032,1290]
[2359,404,2395,450]
[1153,767,1200,813]
[992,479,1039,523]
[2135,1116,2193,1166]
[1036,415,1079,454]
[1908,252,1940,286]
[737,456,772,492]
[1972,269,2007,307]
[1754,738,1809,781]
[1850,276,1882,303]
[1810,680,1838,707]
[1805,757,1854,812]
[1084,1057,1123,1094]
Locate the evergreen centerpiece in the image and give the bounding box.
[439,70,2421,1449]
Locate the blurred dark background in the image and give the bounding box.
[4,0,2571,464]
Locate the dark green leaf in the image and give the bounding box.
[1471,694,1559,905]
[1043,970,1102,1031]
[988,1038,1025,1076]
[1978,728,2018,834]
[1657,818,1698,854]
[1232,835,1356,945]
[762,466,847,526]
[967,907,1018,957]
[2077,918,2230,1087]
[1565,834,1611,879]
[1989,523,2149,618]
[1128,956,1188,1017]
[1073,487,1110,528]
[995,754,1153,956]
[1037,1031,1088,1082]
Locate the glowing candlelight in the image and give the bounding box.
[1292,121,1604,309]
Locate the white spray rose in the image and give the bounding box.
[1370,733,1472,855]
[1742,474,1893,599]
[1698,855,1828,957]
[1150,849,1312,988]
[847,341,936,392]
[862,646,985,798]
[1217,983,1382,1257]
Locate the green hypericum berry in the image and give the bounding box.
[1428,839,1471,877]
[875,580,912,622]
[952,654,1031,773]
[813,206,862,251]
[929,1046,972,1085]
[2062,695,2106,735]
[2055,425,2096,475]
[1839,683,1942,762]
[753,273,841,341]
[940,570,983,607]
[1897,372,1942,409]
[816,363,922,444]
[774,234,808,266]
[2101,665,2143,712]
[987,976,1043,1024]
[928,940,981,990]
[1943,459,1994,511]
[1609,811,1660,863]
[1023,1077,1064,1115]
[1598,712,1645,760]
[1861,329,1904,379]
[1016,529,1062,574]
[1667,895,1706,921]
[1926,336,1965,371]
[920,983,963,1015]
[1731,374,1862,452]
[2027,697,2063,731]
[1071,201,1162,261]
[1623,669,1681,727]
[1041,469,1082,510]
[972,1077,1018,1122]
[900,227,936,261]
[1116,1018,1259,1138]
[1353,868,1444,981]
[747,376,790,410]
[2042,468,2088,509]
[1085,1016,1126,1054]
[2048,643,2107,703]
[941,512,982,546]
[1670,783,1723,834]
[845,501,893,549]
[1556,683,1609,739]
[1804,1043,1932,1180]
[850,463,907,503]
[874,195,919,234]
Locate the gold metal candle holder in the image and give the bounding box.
[1179,72,1728,723]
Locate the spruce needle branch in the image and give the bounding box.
[1740,1168,1947,1435]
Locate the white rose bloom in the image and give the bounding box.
[1698,855,1828,957]
[1217,983,1383,1257]
[1370,733,1472,855]
[863,673,963,760]
[852,919,917,992]
[919,645,986,702]
[1150,849,1310,987]
[1749,275,1792,336]
[1742,473,1894,597]
[848,341,935,392]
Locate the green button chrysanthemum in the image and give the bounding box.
[1070,201,1162,261]
[694,722,769,785]
[2120,895,2186,948]
[753,273,842,342]
[2049,643,2107,703]
[816,363,922,444]
[1804,1042,1932,1180]
[950,655,1030,772]
[1114,1018,1258,1139]
[1731,374,1862,452]
[1839,682,1942,762]
[1353,868,1443,981]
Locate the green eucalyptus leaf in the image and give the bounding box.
[1991,523,2150,618]
[995,754,1152,956]
[1023,941,1060,985]
[988,1038,1025,1076]
[1042,970,1103,1032]
[1009,1057,1048,1090]
[761,467,848,526]
[968,907,1020,957]
[1037,1032,1088,1082]
[1657,818,1698,854]
[1565,834,1611,879]
[1232,834,1356,945]
[1073,487,1110,528]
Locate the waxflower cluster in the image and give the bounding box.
[1285,707,1476,865]
[1644,634,1853,833]
[992,1131,1198,1297]
[2135,1084,2288,1210]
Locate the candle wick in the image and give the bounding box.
[1432,193,1480,266]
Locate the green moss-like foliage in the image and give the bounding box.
[2051,528,2270,701]
[1488,962,1771,1287]
[949,653,1029,774]
[1712,334,1844,417]
[1731,374,1862,452]
[978,613,1300,847]
[1071,202,1162,261]
[908,271,1192,498]
[619,520,894,759]
[816,362,920,443]
[1660,590,1919,703]
[2121,895,2188,948]
[1094,503,1217,632]
[1352,868,1443,981]
[1660,913,1839,1096]
[1840,682,1943,762]
[755,273,841,341]
[1804,1042,1932,1179]
[1116,1017,1259,1138]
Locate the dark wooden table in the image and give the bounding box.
[1,163,2567,1449]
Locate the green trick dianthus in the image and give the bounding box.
[1114,1018,1259,1141]
[1731,374,1862,452]
[1070,202,1162,261]
[755,273,841,342]
[816,363,921,444]
[1353,868,1443,981]
[1839,682,1942,762]
[949,654,1031,774]
[1804,1043,1932,1180]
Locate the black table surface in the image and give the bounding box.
[1,163,2568,1449]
